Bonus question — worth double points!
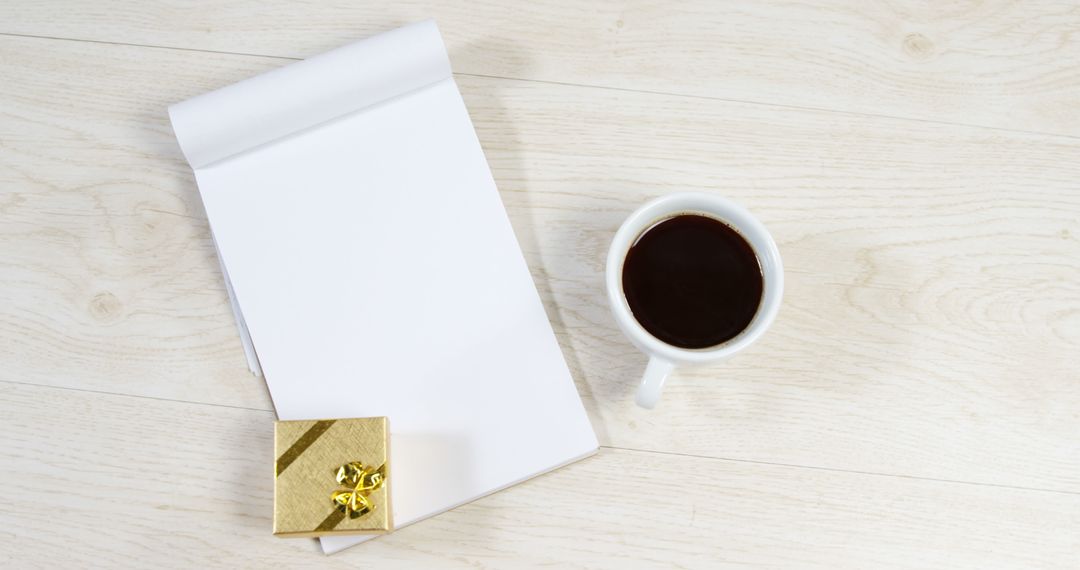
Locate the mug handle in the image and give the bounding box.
[635,357,675,409]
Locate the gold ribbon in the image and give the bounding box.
[330,462,386,519]
[276,420,389,533]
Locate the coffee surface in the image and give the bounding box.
[622,214,763,349]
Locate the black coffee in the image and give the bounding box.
[622,214,763,349]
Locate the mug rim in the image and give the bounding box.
[605,192,783,365]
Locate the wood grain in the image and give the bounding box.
[2,34,1078,496]
[4,3,1080,565]
[2,1,1080,135]
[2,382,1076,569]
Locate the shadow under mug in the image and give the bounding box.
[605,193,784,409]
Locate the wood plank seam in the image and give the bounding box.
[3,30,1079,143]
[3,379,1076,497]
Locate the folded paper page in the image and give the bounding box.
[168,20,598,554]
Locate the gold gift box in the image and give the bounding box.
[273,417,392,537]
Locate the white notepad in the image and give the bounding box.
[169,20,597,554]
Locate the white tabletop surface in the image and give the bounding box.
[1,2,1078,568]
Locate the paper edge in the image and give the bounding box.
[318,444,600,555]
[212,236,263,376]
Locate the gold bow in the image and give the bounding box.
[330,462,386,518]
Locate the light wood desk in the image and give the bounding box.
[1,2,1078,567]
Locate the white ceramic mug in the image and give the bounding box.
[605,193,784,408]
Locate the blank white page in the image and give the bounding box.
[170,21,597,554]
